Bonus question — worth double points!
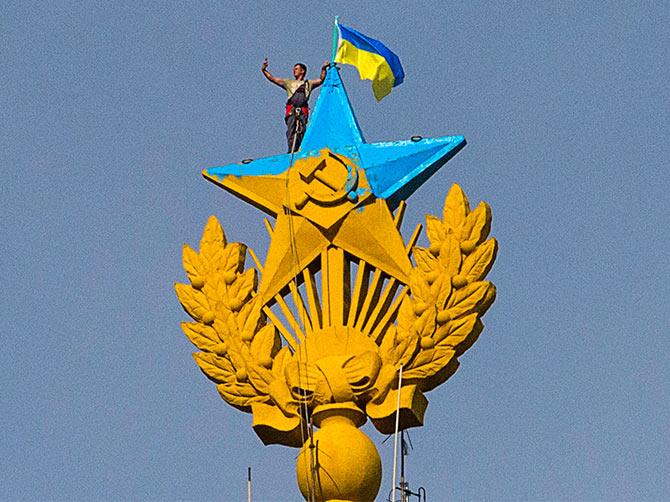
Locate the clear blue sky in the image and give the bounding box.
[2,1,668,500]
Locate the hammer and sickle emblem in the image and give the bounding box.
[289,150,360,210]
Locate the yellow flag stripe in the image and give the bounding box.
[335,39,396,101]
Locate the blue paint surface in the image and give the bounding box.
[300,67,366,149]
[204,67,464,207]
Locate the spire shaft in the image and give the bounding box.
[331,16,340,63]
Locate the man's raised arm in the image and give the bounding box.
[261,58,285,87]
[309,61,330,88]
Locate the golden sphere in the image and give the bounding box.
[296,406,381,502]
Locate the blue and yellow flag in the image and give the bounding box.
[334,23,405,101]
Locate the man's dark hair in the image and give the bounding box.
[295,63,307,75]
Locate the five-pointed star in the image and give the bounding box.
[203,66,466,300]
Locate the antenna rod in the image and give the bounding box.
[330,16,340,63]
[391,365,403,502]
[247,467,252,502]
[401,430,406,502]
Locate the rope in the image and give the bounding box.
[284,111,318,502]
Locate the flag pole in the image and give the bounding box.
[330,16,340,64]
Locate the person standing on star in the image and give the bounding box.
[261,58,329,153]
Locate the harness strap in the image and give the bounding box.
[285,105,309,119]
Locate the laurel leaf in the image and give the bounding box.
[175,283,211,323]
[417,352,460,392]
[413,308,436,339]
[272,346,293,379]
[238,296,264,334]
[250,324,280,362]
[460,202,491,244]
[429,273,452,309]
[454,319,484,357]
[246,364,273,394]
[193,352,235,383]
[213,310,231,336]
[182,244,205,284]
[425,215,445,245]
[201,272,223,302]
[221,315,243,355]
[216,293,237,322]
[438,234,461,277]
[225,347,246,376]
[397,295,416,333]
[439,313,478,349]
[217,382,263,400]
[237,296,256,320]
[181,322,220,351]
[404,348,434,374]
[396,331,419,368]
[480,283,497,314]
[443,184,470,232]
[200,216,226,270]
[461,238,498,282]
[218,242,246,274]
[409,272,431,304]
[230,268,257,304]
[404,346,456,380]
[447,281,493,318]
[413,247,438,275]
[217,383,266,410]
[433,323,450,344]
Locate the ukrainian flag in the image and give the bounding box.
[334,23,405,101]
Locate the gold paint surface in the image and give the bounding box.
[177,154,498,500]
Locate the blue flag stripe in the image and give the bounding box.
[338,24,405,86]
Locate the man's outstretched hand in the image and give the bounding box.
[261,58,284,87]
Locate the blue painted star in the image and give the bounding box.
[203,66,465,213]
[202,67,466,301]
